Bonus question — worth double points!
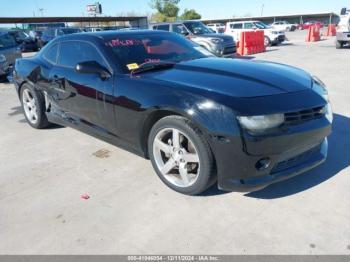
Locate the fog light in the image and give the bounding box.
[256,158,271,171]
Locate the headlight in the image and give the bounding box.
[312,75,333,123]
[210,38,223,44]
[237,114,285,132]
[0,54,6,63]
[312,75,329,101]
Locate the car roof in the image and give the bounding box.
[151,21,201,25]
[54,29,172,42]
[228,20,258,23]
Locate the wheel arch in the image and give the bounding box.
[140,108,210,159]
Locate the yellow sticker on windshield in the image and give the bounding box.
[127,63,139,70]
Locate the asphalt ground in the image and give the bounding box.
[0,30,349,254]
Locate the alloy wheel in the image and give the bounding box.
[22,89,38,124]
[152,128,200,188]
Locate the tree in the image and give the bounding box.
[150,0,180,22]
[180,9,201,20]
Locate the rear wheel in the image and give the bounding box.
[20,84,50,129]
[148,116,216,195]
[336,41,344,49]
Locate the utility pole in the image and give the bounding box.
[39,8,44,17]
[261,4,265,17]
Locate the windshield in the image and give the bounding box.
[15,31,28,40]
[105,33,213,73]
[183,22,212,35]
[254,22,269,29]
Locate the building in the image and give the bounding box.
[202,12,339,26]
[0,16,149,30]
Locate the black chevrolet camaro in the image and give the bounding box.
[13,30,333,195]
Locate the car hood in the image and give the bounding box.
[146,58,312,98]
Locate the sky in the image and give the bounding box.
[0,0,349,19]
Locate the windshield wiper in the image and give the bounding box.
[131,61,176,75]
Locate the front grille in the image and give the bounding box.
[284,106,326,125]
[223,45,236,54]
[271,144,321,174]
[278,35,286,41]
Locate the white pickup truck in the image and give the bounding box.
[336,8,350,49]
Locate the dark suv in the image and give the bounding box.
[150,21,236,58]
[0,31,22,78]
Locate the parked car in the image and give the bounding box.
[0,31,21,78]
[8,30,38,52]
[39,27,83,48]
[82,27,103,32]
[150,21,236,57]
[270,21,297,31]
[299,21,324,30]
[225,20,286,47]
[336,7,350,49]
[13,30,332,195]
[207,23,225,33]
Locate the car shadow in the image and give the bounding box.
[8,106,64,129]
[246,114,350,199]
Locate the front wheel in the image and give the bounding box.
[264,36,271,47]
[336,41,344,49]
[148,116,216,195]
[20,84,50,129]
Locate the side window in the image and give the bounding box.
[58,41,107,68]
[231,23,243,29]
[156,24,170,31]
[43,44,59,64]
[244,23,255,29]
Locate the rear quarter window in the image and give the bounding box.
[43,44,59,64]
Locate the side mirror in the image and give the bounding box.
[75,61,111,80]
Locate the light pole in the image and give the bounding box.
[39,8,44,17]
[261,4,265,17]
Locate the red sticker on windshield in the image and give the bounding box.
[106,39,143,47]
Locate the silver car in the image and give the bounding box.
[150,21,236,58]
[0,31,22,77]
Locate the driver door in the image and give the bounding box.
[48,40,114,131]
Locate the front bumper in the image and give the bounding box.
[212,43,237,57]
[272,35,286,44]
[218,138,328,192]
[0,62,10,76]
[336,32,350,42]
[208,96,332,192]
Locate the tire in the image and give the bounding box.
[20,83,50,129]
[148,116,216,195]
[264,36,271,47]
[336,41,343,49]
